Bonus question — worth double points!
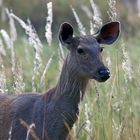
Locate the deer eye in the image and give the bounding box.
[77,48,85,55]
[100,47,104,52]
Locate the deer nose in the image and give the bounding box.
[98,67,110,79]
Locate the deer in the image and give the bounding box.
[0,21,120,140]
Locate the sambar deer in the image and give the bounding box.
[0,21,120,140]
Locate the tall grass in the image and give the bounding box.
[0,1,140,140]
[45,2,53,47]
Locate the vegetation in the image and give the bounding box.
[0,0,140,140]
[1,0,140,37]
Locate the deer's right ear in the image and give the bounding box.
[59,22,74,47]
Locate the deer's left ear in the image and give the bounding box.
[96,21,120,45]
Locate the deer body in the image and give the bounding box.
[0,21,120,140]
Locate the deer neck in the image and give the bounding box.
[54,55,88,102]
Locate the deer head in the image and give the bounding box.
[59,21,120,82]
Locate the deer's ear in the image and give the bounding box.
[59,22,74,47]
[96,21,120,45]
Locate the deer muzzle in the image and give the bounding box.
[98,67,110,82]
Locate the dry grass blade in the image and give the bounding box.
[0,37,6,56]
[64,121,76,140]
[71,6,86,35]
[0,29,12,49]
[121,39,133,83]
[20,119,40,140]
[5,9,17,42]
[90,0,102,30]
[107,0,117,21]
[40,53,54,88]
[45,2,53,47]
[10,12,43,59]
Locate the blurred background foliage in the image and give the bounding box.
[0,0,140,40]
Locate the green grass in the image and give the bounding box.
[1,35,140,140]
